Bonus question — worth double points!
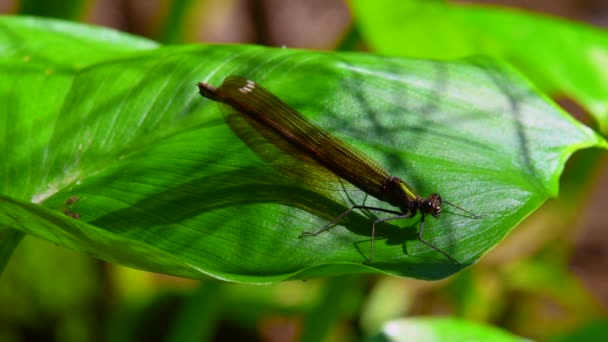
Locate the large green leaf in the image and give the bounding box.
[0,16,605,282]
[351,0,608,134]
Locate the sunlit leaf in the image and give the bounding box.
[371,318,525,342]
[1,16,605,281]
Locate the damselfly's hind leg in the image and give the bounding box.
[299,206,359,238]
[298,205,402,238]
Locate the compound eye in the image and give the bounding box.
[429,194,442,216]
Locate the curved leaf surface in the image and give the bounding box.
[0,17,605,281]
[351,0,608,134]
[0,15,158,275]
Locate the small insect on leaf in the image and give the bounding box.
[64,209,80,220]
[65,196,79,205]
[63,196,81,219]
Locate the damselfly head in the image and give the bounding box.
[420,193,442,217]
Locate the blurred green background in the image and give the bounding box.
[1,0,608,341]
